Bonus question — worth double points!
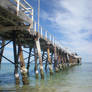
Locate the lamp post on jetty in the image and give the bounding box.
[38,0,40,33]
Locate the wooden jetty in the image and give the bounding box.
[0,0,81,85]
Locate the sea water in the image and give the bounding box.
[0,62,92,92]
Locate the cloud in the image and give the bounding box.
[41,0,92,62]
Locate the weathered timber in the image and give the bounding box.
[18,45,29,85]
[45,56,48,71]
[34,46,39,78]
[35,33,44,79]
[0,25,30,33]
[57,54,62,70]
[47,46,53,75]
[13,32,20,85]
[42,51,45,62]
[54,46,59,72]
[27,48,32,75]
[51,52,53,63]
[0,40,5,64]
[62,52,67,69]
[0,0,32,24]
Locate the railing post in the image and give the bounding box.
[34,22,36,33]
[17,0,20,16]
[50,34,51,41]
[32,9,33,22]
[38,0,40,33]
[41,27,43,38]
[45,31,47,40]
[54,39,56,45]
[53,37,54,45]
[31,9,34,29]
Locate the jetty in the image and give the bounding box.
[0,0,81,85]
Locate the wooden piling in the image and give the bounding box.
[34,46,39,78]
[54,46,59,72]
[57,50,60,68]
[13,32,20,85]
[35,33,44,79]
[58,54,62,70]
[66,53,69,67]
[63,53,67,69]
[61,52,65,69]
[69,55,73,66]
[60,55,63,70]
[27,48,32,75]
[64,53,67,68]
[51,52,53,64]
[18,45,29,85]
[45,56,48,71]
[47,46,53,75]
[42,51,45,62]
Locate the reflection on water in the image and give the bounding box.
[0,63,92,92]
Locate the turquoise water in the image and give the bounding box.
[0,63,92,92]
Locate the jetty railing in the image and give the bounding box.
[9,0,74,54]
[9,0,57,46]
[10,0,33,20]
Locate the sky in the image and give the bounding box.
[2,0,92,63]
[38,0,92,62]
